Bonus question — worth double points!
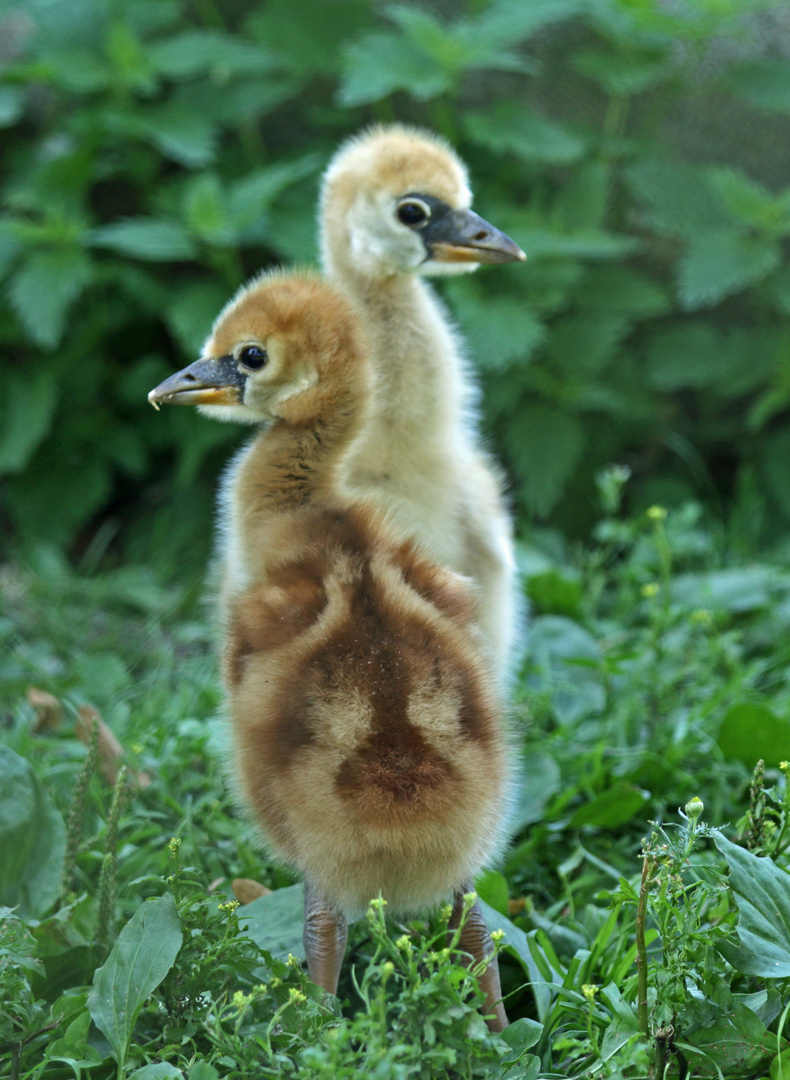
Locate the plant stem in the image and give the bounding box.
[636,856,652,1038]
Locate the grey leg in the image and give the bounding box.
[303,878,348,995]
[449,884,509,1031]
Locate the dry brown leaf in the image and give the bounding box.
[507,898,527,917]
[27,687,63,732]
[232,878,272,904]
[76,705,151,788]
[207,877,225,894]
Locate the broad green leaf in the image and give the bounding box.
[338,31,449,106]
[227,155,321,230]
[572,46,669,95]
[188,1065,220,1080]
[681,1003,777,1076]
[477,900,551,1021]
[88,893,183,1068]
[707,166,790,235]
[0,368,58,475]
[553,162,610,231]
[627,160,728,238]
[514,226,638,261]
[139,104,218,168]
[442,279,545,370]
[646,322,752,392]
[240,883,306,961]
[475,870,510,916]
[547,312,630,373]
[183,174,234,245]
[504,407,585,516]
[147,31,279,79]
[526,569,583,619]
[511,750,561,831]
[8,248,91,348]
[247,0,372,76]
[472,0,587,49]
[128,1066,185,1080]
[568,783,650,828]
[465,103,586,165]
[574,266,669,316]
[90,219,196,261]
[679,229,780,309]
[525,616,605,725]
[717,703,790,769]
[671,566,779,613]
[715,835,790,978]
[600,983,641,1062]
[0,746,66,918]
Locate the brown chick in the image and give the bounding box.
[148,270,511,1030]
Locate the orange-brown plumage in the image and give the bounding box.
[148,269,510,1027]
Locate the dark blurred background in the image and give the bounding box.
[2,0,790,579]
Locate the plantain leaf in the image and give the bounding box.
[88,894,182,1069]
[715,835,790,979]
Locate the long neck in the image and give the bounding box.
[329,269,468,449]
[239,389,360,516]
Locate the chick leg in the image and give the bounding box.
[303,878,348,995]
[448,884,509,1032]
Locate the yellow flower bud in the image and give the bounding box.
[685,796,704,820]
[647,505,667,523]
[641,582,660,598]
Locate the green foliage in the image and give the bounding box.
[1,0,790,559]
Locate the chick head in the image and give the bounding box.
[320,124,524,280]
[148,271,364,426]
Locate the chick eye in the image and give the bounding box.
[397,199,431,227]
[239,345,268,370]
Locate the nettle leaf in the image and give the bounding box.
[0,367,58,475]
[247,0,372,76]
[516,226,638,261]
[90,219,196,261]
[472,0,588,49]
[547,312,630,374]
[731,60,790,114]
[679,229,780,310]
[511,750,561,831]
[240,883,305,961]
[671,566,779,613]
[707,166,790,235]
[0,745,66,919]
[338,31,449,106]
[183,173,235,245]
[714,835,790,979]
[227,154,321,231]
[443,278,545,370]
[504,406,585,517]
[465,103,586,165]
[138,103,218,168]
[717,703,790,769]
[147,31,280,80]
[8,248,91,348]
[646,321,749,392]
[553,162,610,231]
[88,893,183,1069]
[574,266,669,317]
[627,160,728,238]
[573,46,669,95]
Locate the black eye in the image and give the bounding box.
[397,199,430,227]
[239,345,267,370]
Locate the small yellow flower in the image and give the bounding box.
[440,903,453,922]
[641,582,660,598]
[218,900,240,914]
[780,761,790,774]
[490,929,505,944]
[647,505,667,523]
[232,990,252,1010]
[396,935,412,952]
[269,977,281,989]
[582,984,598,1002]
[381,961,395,979]
[286,953,301,969]
[684,796,704,820]
[132,743,143,755]
[368,896,388,912]
[168,837,181,854]
[463,891,477,906]
[288,988,306,1004]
